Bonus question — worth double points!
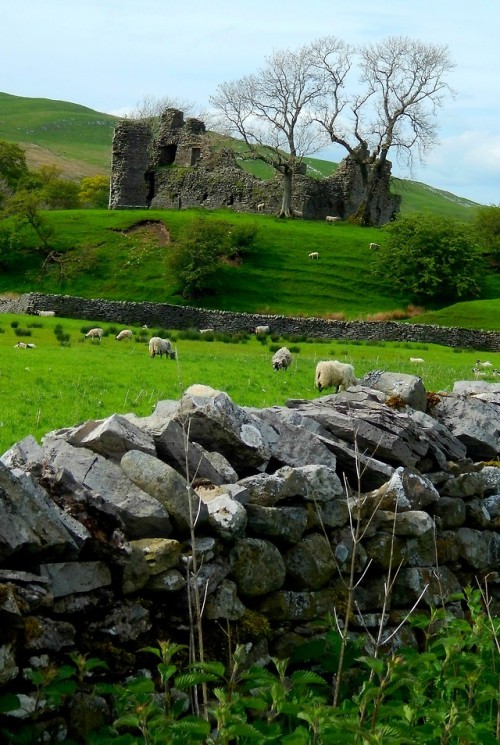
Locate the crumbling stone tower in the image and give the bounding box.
[109,109,210,209]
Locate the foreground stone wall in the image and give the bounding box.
[0,376,499,705]
[1,292,499,351]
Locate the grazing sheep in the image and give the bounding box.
[85,328,104,342]
[199,328,215,334]
[409,357,424,363]
[308,252,319,259]
[473,367,492,379]
[369,243,380,250]
[325,215,341,224]
[115,329,133,341]
[14,342,27,348]
[476,359,493,368]
[255,325,270,335]
[37,310,56,317]
[315,360,358,392]
[257,202,265,212]
[149,336,176,359]
[272,347,292,371]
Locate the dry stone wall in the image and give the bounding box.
[0,377,499,709]
[2,292,500,352]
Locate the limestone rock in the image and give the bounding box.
[229,538,286,596]
[175,385,273,472]
[42,438,172,539]
[360,370,427,412]
[120,449,208,534]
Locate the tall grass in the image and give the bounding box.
[1,313,499,455]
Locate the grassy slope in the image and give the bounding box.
[1,207,499,329]
[0,92,117,177]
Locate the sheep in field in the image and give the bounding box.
[257,202,265,212]
[199,328,214,334]
[325,215,341,224]
[85,328,104,342]
[37,310,56,317]
[308,252,319,259]
[255,325,270,335]
[369,243,380,250]
[409,357,424,363]
[149,336,176,359]
[115,329,133,341]
[315,360,359,392]
[476,359,493,368]
[272,347,292,371]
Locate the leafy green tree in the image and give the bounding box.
[78,175,110,208]
[5,190,54,252]
[474,205,500,262]
[169,217,234,298]
[169,217,259,299]
[373,213,483,303]
[0,140,28,189]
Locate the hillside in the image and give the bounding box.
[0,92,481,220]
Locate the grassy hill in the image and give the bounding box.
[0,92,481,221]
[0,92,117,178]
[1,208,499,330]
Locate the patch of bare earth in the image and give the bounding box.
[120,220,171,246]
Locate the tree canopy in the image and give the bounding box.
[372,213,483,303]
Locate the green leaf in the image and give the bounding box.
[0,693,20,713]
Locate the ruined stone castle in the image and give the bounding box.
[109,109,400,224]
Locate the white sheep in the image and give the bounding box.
[149,336,176,359]
[315,360,358,392]
[476,359,493,368]
[369,243,380,250]
[257,202,265,212]
[85,328,104,342]
[272,347,292,371]
[199,328,215,334]
[115,329,133,341]
[409,357,424,363]
[325,215,341,224]
[255,325,270,335]
[37,310,56,317]
[308,252,319,259]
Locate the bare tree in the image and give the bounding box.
[210,43,342,217]
[125,94,198,122]
[311,35,456,225]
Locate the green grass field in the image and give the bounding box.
[1,312,498,456]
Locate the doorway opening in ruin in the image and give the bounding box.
[190,147,201,166]
[145,171,155,206]
[158,144,177,166]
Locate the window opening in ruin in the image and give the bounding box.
[144,171,155,206]
[158,144,177,166]
[190,147,201,166]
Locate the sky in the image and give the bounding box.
[2,0,499,205]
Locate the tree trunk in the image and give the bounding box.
[278,168,293,218]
